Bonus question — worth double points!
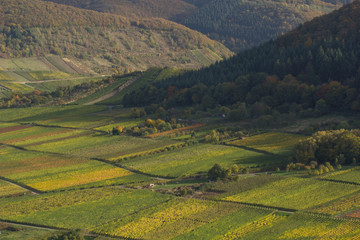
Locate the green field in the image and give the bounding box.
[224,177,360,210]
[228,132,307,155]
[0,146,146,192]
[0,223,54,240]
[309,191,360,216]
[26,133,178,160]
[122,144,283,178]
[324,167,360,184]
[0,188,171,229]
[237,213,360,239]
[0,180,30,198]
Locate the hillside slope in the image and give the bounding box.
[44,0,198,21]
[0,0,232,75]
[45,0,352,51]
[123,0,360,117]
[183,0,353,51]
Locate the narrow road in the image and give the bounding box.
[84,75,140,105]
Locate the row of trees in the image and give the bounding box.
[112,118,184,136]
[208,163,249,181]
[123,72,360,119]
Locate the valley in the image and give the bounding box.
[1,0,360,239]
[0,69,360,239]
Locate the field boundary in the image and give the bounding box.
[214,199,297,213]
[225,143,276,156]
[317,178,360,186]
[0,176,42,194]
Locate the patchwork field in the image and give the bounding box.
[0,187,359,239]
[0,146,147,192]
[0,105,359,239]
[0,188,172,230]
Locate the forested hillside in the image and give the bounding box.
[123,0,360,119]
[44,0,198,21]
[46,0,352,51]
[183,0,353,51]
[0,0,232,74]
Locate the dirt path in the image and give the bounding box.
[16,76,99,84]
[83,75,140,105]
[0,176,40,195]
[0,219,61,231]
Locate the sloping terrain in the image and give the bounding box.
[123,0,360,119]
[45,0,198,21]
[0,0,232,75]
[183,0,353,50]
[46,0,353,51]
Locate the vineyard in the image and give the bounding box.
[0,179,29,197]
[224,177,360,210]
[121,143,287,178]
[228,132,306,155]
[324,167,360,184]
[0,105,360,239]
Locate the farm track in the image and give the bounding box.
[84,74,141,105]
[0,176,42,195]
[0,219,134,239]
[16,76,98,84]
[0,219,64,231]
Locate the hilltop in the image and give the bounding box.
[0,0,232,75]
[44,0,198,21]
[45,0,352,51]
